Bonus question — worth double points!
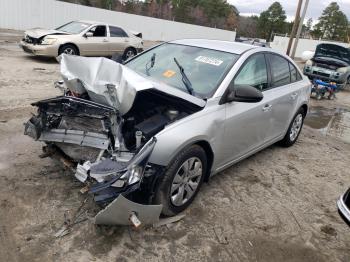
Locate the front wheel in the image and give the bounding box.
[58,44,79,56]
[154,145,207,216]
[280,108,305,147]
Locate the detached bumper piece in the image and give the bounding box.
[94,195,162,226]
[337,188,350,226]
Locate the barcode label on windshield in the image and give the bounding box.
[195,56,223,66]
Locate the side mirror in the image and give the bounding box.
[226,85,263,103]
[84,32,93,38]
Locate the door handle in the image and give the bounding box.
[103,39,108,42]
[291,92,298,100]
[262,104,272,112]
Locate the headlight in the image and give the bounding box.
[41,38,57,45]
[337,67,348,74]
[121,139,156,185]
[305,60,313,66]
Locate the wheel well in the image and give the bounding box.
[301,104,308,116]
[194,141,214,182]
[59,43,80,55]
[125,46,137,54]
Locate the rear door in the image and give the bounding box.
[221,53,274,165]
[79,25,109,56]
[265,53,303,139]
[108,26,129,55]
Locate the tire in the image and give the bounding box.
[58,44,79,56]
[122,47,137,61]
[315,93,322,100]
[154,145,207,216]
[280,108,305,147]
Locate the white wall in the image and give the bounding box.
[271,36,350,58]
[0,0,236,42]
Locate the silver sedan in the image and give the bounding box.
[24,39,311,223]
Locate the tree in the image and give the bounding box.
[237,16,258,38]
[313,2,348,41]
[306,18,313,31]
[257,1,286,41]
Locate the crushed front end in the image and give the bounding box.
[23,54,204,225]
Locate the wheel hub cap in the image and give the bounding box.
[170,157,203,207]
[290,113,303,141]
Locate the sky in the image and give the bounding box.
[228,0,350,22]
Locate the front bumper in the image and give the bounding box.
[303,66,347,84]
[94,195,162,226]
[19,40,59,57]
[337,188,350,225]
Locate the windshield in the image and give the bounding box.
[126,43,238,98]
[315,44,350,64]
[55,21,91,34]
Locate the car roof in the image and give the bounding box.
[169,39,258,55]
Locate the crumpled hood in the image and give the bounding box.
[59,54,206,115]
[25,28,69,39]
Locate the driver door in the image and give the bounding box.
[79,25,110,56]
[221,53,274,165]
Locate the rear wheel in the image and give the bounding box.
[154,145,207,216]
[280,108,305,147]
[123,47,137,61]
[58,44,79,56]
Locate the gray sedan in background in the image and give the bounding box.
[24,40,311,224]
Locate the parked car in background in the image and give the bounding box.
[303,43,350,88]
[24,40,310,223]
[19,20,143,59]
[242,39,270,48]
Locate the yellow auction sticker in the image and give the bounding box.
[163,70,176,78]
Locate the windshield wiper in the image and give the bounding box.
[145,53,156,76]
[173,57,194,95]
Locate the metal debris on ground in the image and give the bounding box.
[153,214,186,228]
[213,226,229,245]
[54,197,89,238]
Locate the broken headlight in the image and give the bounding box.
[114,138,157,186]
[86,138,156,187]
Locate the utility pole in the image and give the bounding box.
[286,0,303,56]
[291,0,310,59]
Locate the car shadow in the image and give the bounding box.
[22,55,57,64]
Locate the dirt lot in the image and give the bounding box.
[0,29,350,262]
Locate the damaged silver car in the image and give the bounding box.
[24,39,311,225]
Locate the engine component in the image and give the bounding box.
[135,114,169,140]
[135,131,143,149]
[166,109,179,121]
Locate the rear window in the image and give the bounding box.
[289,62,302,82]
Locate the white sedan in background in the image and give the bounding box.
[19,20,143,59]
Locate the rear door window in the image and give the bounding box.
[268,54,291,87]
[110,26,128,37]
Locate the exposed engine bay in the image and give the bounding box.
[24,54,204,225]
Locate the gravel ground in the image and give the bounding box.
[0,29,350,262]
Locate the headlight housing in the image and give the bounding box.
[305,60,313,66]
[337,67,348,74]
[40,37,57,45]
[88,138,156,188]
